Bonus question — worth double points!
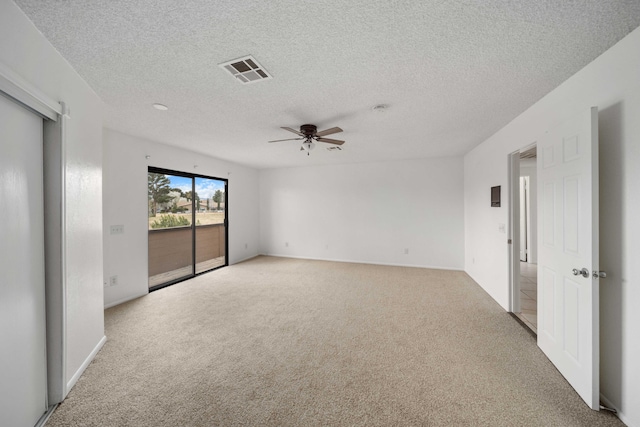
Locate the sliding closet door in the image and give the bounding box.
[0,94,48,426]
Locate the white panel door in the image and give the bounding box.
[537,107,599,409]
[0,95,48,425]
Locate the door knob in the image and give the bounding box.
[593,271,607,279]
[572,268,590,278]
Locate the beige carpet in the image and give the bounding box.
[47,256,623,426]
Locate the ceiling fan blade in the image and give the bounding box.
[316,137,345,145]
[281,126,304,136]
[316,127,343,137]
[268,137,304,143]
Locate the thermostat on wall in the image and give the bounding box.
[491,186,501,207]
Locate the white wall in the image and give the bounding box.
[464,26,640,426]
[519,159,537,264]
[0,1,105,395]
[259,157,464,270]
[102,129,260,308]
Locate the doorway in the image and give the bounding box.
[147,167,228,290]
[510,145,538,334]
[507,108,600,410]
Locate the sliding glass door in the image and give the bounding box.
[148,168,228,290]
[195,177,227,273]
[148,171,194,287]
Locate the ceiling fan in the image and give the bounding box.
[268,124,344,155]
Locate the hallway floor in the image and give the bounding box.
[516,261,537,333]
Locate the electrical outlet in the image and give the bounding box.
[109,275,118,286]
[245,243,248,249]
[404,248,409,255]
[110,225,124,235]
[285,242,289,247]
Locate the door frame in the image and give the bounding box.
[508,142,537,315]
[508,150,521,314]
[147,166,229,291]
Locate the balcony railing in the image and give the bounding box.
[148,223,225,288]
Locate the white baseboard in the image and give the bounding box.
[600,393,632,426]
[231,254,260,265]
[66,335,106,395]
[104,291,148,309]
[260,253,463,272]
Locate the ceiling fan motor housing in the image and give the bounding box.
[300,124,317,137]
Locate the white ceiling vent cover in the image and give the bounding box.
[219,55,272,84]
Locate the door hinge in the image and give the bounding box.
[508,239,512,244]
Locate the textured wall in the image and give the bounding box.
[259,157,464,270]
[102,129,260,308]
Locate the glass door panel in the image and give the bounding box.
[195,177,227,274]
[148,172,194,288]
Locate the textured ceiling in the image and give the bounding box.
[14,0,640,169]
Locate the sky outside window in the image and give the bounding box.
[167,176,225,199]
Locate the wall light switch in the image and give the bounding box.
[498,223,506,233]
[110,224,124,235]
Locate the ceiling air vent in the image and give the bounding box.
[219,55,272,84]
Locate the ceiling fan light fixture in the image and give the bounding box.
[304,140,316,151]
[269,123,345,156]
